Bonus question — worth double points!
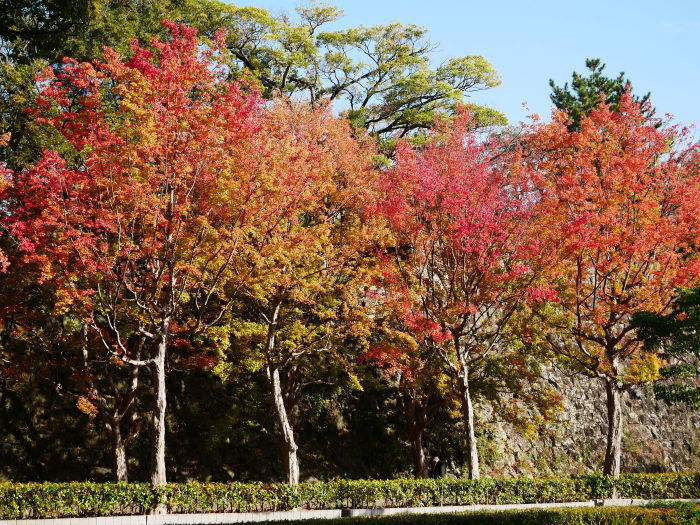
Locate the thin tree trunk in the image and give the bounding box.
[151,331,168,489]
[603,378,623,477]
[105,339,143,483]
[268,364,300,485]
[455,336,480,480]
[460,376,480,479]
[265,301,300,485]
[84,322,132,482]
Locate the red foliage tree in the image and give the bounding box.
[375,111,549,479]
[2,22,267,487]
[525,94,700,476]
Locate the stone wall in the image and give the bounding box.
[478,367,700,477]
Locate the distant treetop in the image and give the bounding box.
[549,58,653,130]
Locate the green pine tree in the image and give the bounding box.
[549,58,653,130]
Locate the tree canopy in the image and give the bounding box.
[549,58,653,130]
[1,3,699,488]
[0,0,505,157]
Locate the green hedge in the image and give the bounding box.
[0,482,154,518]
[271,505,700,525]
[1,473,699,518]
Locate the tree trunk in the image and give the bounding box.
[111,426,129,482]
[268,364,300,485]
[104,341,142,483]
[151,332,168,489]
[264,302,300,485]
[455,336,480,479]
[409,424,427,479]
[603,378,623,477]
[403,394,427,478]
[460,376,480,479]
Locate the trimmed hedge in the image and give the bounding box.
[1,473,699,519]
[268,505,700,525]
[0,482,154,518]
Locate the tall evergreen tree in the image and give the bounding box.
[549,58,653,130]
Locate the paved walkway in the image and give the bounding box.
[2,498,698,525]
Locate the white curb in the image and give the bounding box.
[2,498,698,525]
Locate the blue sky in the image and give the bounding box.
[232,0,700,128]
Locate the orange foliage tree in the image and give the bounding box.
[525,94,700,476]
[220,101,385,485]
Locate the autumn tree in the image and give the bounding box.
[1,138,144,481]
[218,101,384,485]
[375,110,554,479]
[525,94,700,476]
[1,22,268,488]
